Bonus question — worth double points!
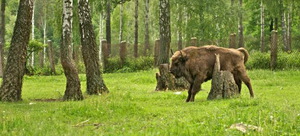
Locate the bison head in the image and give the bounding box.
[170,51,188,78]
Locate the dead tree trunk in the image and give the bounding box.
[119,41,127,66]
[47,40,56,75]
[101,40,108,69]
[229,33,236,48]
[270,30,278,70]
[190,37,197,46]
[207,54,239,100]
[155,64,189,91]
[155,64,175,91]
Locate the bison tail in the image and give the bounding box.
[237,48,249,63]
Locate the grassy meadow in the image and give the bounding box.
[1,69,300,135]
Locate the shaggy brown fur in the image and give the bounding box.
[170,45,254,102]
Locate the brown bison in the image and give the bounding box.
[170,45,254,102]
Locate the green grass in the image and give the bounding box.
[1,69,300,135]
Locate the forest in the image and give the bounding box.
[0,0,300,135]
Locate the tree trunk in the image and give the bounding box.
[287,4,292,52]
[0,0,33,102]
[281,11,288,52]
[238,0,244,47]
[260,0,265,52]
[43,16,46,66]
[143,0,150,55]
[39,15,46,68]
[78,0,109,95]
[47,40,55,75]
[177,3,183,50]
[270,30,278,70]
[158,0,171,65]
[134,0,138,58]
[61,0,83,101]
[154,39,160,66]
[119,1,123,43]
[105,0,111,56]
[31,0,35,67]
[207,54,239,100]
[0,0,6,77]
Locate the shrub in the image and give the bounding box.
[246,51,300,70]
[104,56,154,73]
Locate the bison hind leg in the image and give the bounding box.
[237,67,254,97]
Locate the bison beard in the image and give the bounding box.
[170,45,254,102]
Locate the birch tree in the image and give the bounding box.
[61,0,83,101]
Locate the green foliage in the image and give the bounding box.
[28,40,46,53]
[246,51,300,70]
[104,56,154,73]
[1,70,300,135]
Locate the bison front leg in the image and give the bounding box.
[186,83,193,102]
[187,76,205,102]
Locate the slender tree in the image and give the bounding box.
[287,3,292,51]
[105,0,111,55]
[0,0,6,77]
[176,3,183,50]
[238,0,244,47]
[0,0,33,102]
[78,0,109,95]
[158,0,171,64]
[134,0,139,58]
[61,0,83,101]
[119,0,124,43]
[143,0,150,55]
[260,0,265,52]
[31,0,35,67]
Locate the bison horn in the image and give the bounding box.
[171,49,174,55]
[180,51,184,57]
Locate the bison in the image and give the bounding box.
[170,45,254,102]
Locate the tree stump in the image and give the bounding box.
[155,64,189,91]
[101,40,109,69]
[207,54,239,100]
[47,40,56,75]
[229,33,236,48]
[155,64,175,91]
[190,37,197,46]
[119,41,127,66]
[270,30,278,70]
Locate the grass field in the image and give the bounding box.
[1,69,300,135]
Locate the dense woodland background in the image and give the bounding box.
[1,0,300,74]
